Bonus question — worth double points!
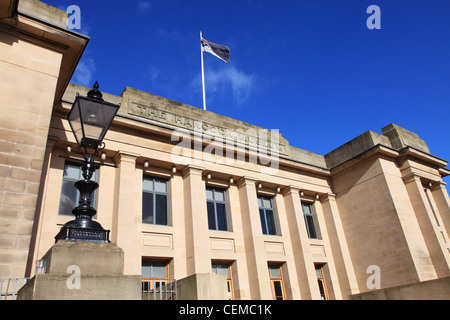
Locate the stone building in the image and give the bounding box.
[1,0,449,300]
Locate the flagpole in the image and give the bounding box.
[200,31,207,111]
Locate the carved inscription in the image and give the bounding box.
[128,101,288,155]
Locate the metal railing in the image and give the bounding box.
[0,278,29,300]
[142,278,177,300]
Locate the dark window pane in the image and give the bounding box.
[142,193,154,224]
[318,279,327,300]
[155,194,167,225]
[305,215,318,238]
[216,203,228,231]
[318,279,325,295]
[207,201,216,230]
[266,210,276,235]
[259,209,267,234]
[273,281,283,300]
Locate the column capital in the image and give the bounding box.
[236,176,259,189]
[181,164,205,178]
[430,180,447,191]
[113,151,140,165]
[402,173,422,185]
[281,185,302,196]
[320,193,336,203]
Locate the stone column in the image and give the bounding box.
[404,175,450,276]
[170,170,188,279]
[237,177,272,300]
[430,181,450,237]
[112,151,141,276]
[282,186,321,300]
[320,193,359,298]
[182,165,210,275]
[226,183,252,300]
[271,192,302,299]
[313,197,343,299]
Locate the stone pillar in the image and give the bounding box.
[282,186,321,300]
[271,192,302,299]
[312,199,343,299]
[112,151,141,275]
[404,175,450,277]
[237,177,272,300]
[182,165,210,275]
[320,193,359,298]
[170,170,188,279]
[430,181,450,237]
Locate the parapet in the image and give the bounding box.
[325,124,431,169]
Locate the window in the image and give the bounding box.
[315,264,329,300]
[142,261,169,293]
[302,202,319,239]
[212,262,234,300]
[206,187,229,231]
[59,161,98,216]
[142,176,169,225]
[268,264,286,300]
[258,195,278,235]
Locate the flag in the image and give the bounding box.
[201,37,230,63]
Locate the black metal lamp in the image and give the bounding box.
[55,82,120,243]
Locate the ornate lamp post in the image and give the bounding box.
[55,82,120,243]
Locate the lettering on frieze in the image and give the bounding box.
[128,101,288,155]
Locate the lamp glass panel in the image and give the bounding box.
[67,99,83,145]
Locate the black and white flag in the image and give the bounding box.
[201,37,230,63]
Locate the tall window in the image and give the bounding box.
[212,262,234,300]
[206,187,229,231]
[302,202,319,239]
[59,161,98,216]
[315,264,329,300]
[142,261,169,293]
[258,195,278,235]
[268,264,286,300]
[142,176,169,225]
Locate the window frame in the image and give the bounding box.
[315,264,329,300]
[142,175,170,226]
[302,201,319,239]
[141,260,169,293]
[206,186,230,232]
[268,264,286,300]
[258,195,278,236]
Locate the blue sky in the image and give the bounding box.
[47,0,449,181]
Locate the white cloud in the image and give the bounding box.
[72,57,96,87]
[137,1,152,15]
[205,66,256,104]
